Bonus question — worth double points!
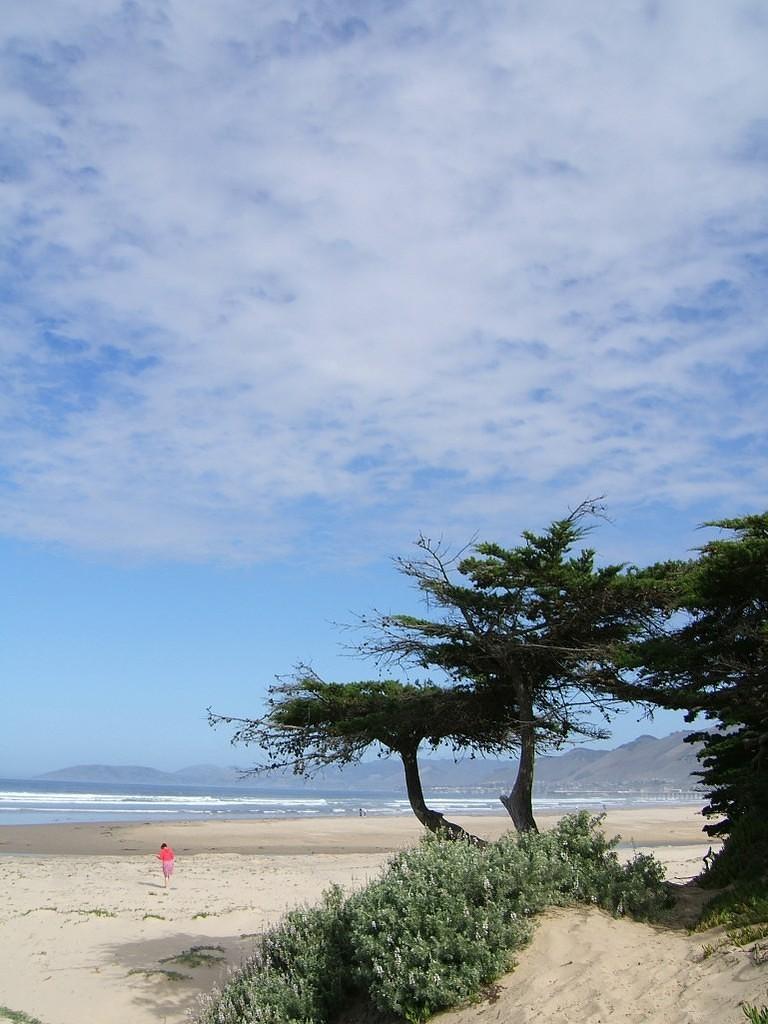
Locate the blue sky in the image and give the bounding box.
[1,1,766,776]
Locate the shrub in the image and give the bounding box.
[196,886,352,1024]
[699,813,768,889]
[345,835,533,1022]
[195,813,669,1024]
[512,811,669,920]
[345,812,669,1022]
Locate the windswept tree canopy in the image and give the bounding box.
[210,667,521,841]
[631,513,768,841]
[354,502,665,831]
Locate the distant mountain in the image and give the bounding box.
[38,731,703,795]
[39,764,175,784]
[488,732,703,794]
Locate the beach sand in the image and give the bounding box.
[0,807,765,1024]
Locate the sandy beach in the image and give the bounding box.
[0,807,765,1024]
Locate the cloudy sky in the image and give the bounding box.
[1,1,766,775]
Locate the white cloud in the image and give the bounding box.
[0,0,766,561]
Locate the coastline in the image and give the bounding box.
[0,803,710,856]
[2,805,762,1024]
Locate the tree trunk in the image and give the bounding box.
[500,712,538,832]
[399,747,486,845]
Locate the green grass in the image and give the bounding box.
[727,923,768,947]
[24,906,117,919]
[0,1007,45,1024]
[699,938,728,959]
[161,946,225,968]
[695,878,768,971]
[128,968,190,982]
[742,1005,768,1024]
[142,913,166,921]
[695,880,768,932]
[129,945,226,984]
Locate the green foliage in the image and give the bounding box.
[356,504,666,830]
[72,907,116,917]
[197,886,352,1024]
[212,674,518,776]
[161,946,225,968]
[256,887,351,1017]
[511,812,669,922]
[210,504,671,837]
[699,940,725,959]
[344,834,533,1020]
[727,923,768,946]
[195,814,669,1024]
[743,1005,768,1024]
[632,513,768,862]
[699,814,768,889]
[128,968,190,982]
[696,880,768,932]
[211,670,518,840]
[0,1009,45,1024]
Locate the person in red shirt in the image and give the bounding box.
[156,842,175,888]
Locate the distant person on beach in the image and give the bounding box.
[156,842,175,888]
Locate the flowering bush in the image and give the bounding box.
[196,886,352,1024]
[345,812,669,1021]
[345,835,532,1020]
[195,812,670,1024]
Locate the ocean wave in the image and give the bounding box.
[0,779,702,827]
[0,791,330,807]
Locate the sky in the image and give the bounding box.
[1,1,766,777]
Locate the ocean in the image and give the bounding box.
[0,778,702,827]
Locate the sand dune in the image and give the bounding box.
[434,905,767,1024]
[0,808,765,1024]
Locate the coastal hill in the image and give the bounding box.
[39,731,703,796]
